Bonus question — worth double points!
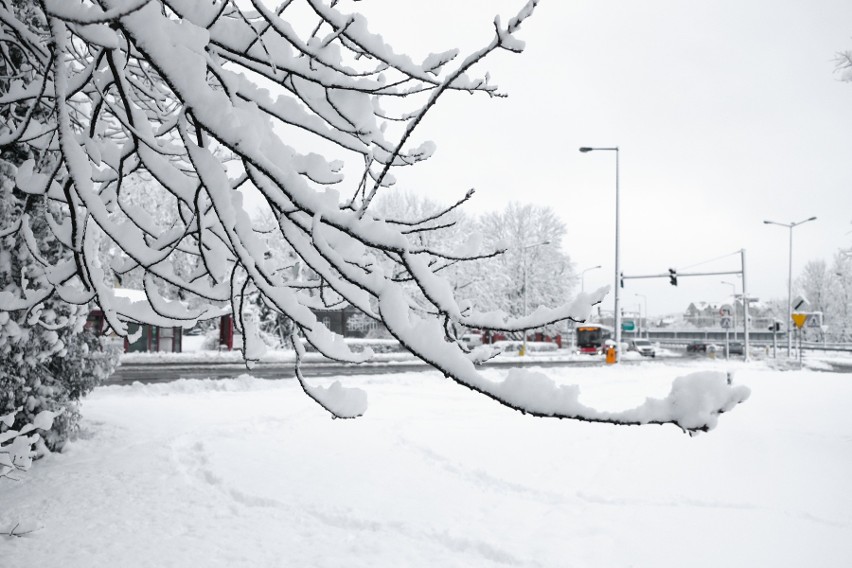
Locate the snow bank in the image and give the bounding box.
[95,374,280,396]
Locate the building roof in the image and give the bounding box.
[114,288,147,303]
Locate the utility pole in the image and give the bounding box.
[580,146,620,362]
[741,249,750,361]
[764,217,818,357]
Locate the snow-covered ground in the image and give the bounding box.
[3,359,851,567]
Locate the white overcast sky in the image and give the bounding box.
[326,0,852,317]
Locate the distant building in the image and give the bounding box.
[215,304,390,352]
[678,300,779,331]
[86,289,183,353]
[313,305,388,338]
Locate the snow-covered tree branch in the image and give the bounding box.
[0,407,60,480]
[836,48,852,83]
[0,0,749,431]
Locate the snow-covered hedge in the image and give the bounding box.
[493,341,559,353]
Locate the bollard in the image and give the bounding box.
[605,346,617,365]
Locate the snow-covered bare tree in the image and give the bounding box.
[372,189,476,296]
[837,47,852,83]
[470,202,573,324]
[373,190,475,255]
[794,259,832,341]
[828,252,852,341]
[0,0,748,432]
[795,259,831,315]
[791,252,852,342]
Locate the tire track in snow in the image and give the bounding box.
[170,433,530,566]
[395,434,573,507]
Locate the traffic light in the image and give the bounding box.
[620,272,624,288]
[768,322,782,332]
[668,268,677,286]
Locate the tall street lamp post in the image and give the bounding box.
[580,146,620,361]
[763,216,817,357]
[579,265,602,293]
[521,240,551,356]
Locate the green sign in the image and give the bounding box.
[621,320,635,331]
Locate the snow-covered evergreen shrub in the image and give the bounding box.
[0,156,119,452]
[51,330,122,401]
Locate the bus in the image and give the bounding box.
[576,324,613,354]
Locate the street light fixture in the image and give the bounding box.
[580,146,620,361]
[579,265,602,293]
[521,240,551,356]
[763,216,817,356]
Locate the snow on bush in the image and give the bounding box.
[0,156,120,453]
[0,407,59,480]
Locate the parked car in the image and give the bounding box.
[461,333,483,348]
[628,338,656,357]
[686,341,710,353]
[727,341,744,355]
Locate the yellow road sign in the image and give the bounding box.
[792,313,808,329]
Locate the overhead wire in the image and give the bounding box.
[678,250,743,272]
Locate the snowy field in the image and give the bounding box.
[2,360,851,567]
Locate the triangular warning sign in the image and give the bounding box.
[792,313,808,329]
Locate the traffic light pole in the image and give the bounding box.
[772,326,778,358]
[620,249,751,360]
[621,270,742,281]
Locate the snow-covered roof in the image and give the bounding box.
[114,288,147,303]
